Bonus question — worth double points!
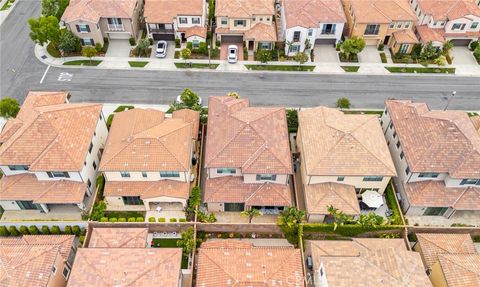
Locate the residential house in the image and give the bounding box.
[381,100,480,222]
[411,0,480,47]
[99,108,199,218]
[203,96,293,213]
[0,235,76,287]
[62,0,143,46]
[281,0,346,56]
[305,238,432,286]
[296,107,396,222]
[196,240,303,286]
[215,0,277,54]
[343,0,418,53]
[0,92,107,219]
[144,0,207,44]
[430,254,480,287]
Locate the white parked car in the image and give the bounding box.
[227,45,238,63]
[155,40,167,58]
[176,95,203,106]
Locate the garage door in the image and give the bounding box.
[315,38,336,45]
[108,32,131,40]
[450,39,471,46]
[221,35,243,43]
[152,33,175,41]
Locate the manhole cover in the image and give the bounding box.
[41,55,47,59]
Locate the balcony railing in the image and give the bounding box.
[108,24,125,32]
[150,28,174,34]
[320,30,335,35]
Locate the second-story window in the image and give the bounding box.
[47,171,70,178]
[363,176,383,182]
[179,17,188,24]
[293,31,301,42]
[397,21,403,29]
[389,21,395,28]
[88,142,94,153]
[405,21,410,28]
[418,172,439,178]
[471,22,479,29]
[256,174,277,181]
[8,165,29,171]
[76,24,90,33]
[192,17,200,24]
[142,172,147,178]
[160,171,180,178]
[308,29,313,36]
[217,168,236,174]
[364,24,380,35]
[221,17,228,25]
[460,178,480,185]
[337,176,345,181]
[234,20,246,27]
[120,171,130,178]
[452,23,466,30]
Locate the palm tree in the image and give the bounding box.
[278,207,305,228]
[241,208,263,223]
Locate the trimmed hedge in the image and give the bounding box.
[149,217,156,222]
[0,226,10,236]
[9,226,20,236]
[179,218,187,222]
[136,217,144,222]
[118,218,127,222]
[128,217,136,222]
[170,218,177,222]
[158,218,166,222]
[100,217,108,222]
[109,218,118,223]
[19,225,29,235]
[41,225,50,235]
[64,226,73,234]
[51,226,61,235]
[302,223,401,237]
[72,225,81,236]
[29,225,40,235]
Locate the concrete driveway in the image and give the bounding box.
[358,46,381,63]
[151,41,175,59]
[105,39,132,57]
[451,47,477,65]
[314,44,339,63]
[220,43,243,61]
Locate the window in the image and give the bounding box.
[62,267,70,279]
[47,171,70,178]
[192,17,200,24]
[8,165,28,171]
[452,23,466,30]
[389,21,395,28]
[256,174,277,181]
[393,131,397,138]
[293,31,301,42]
[289,44,300,53]
[52,266,57,274]
[405,21,410,28]
[260,42,272,49]
[122,196,143,205]
[337,176,345,181]
[107,18,122,25]
[92,161,97,169]
[224,203,245,211]
[308,29,313,36]
[400,151,404,159]
[405,166,410,175]
[192,40,200,48]
[389,122,394,129]
[221,17,228,25]
[160,171,180,178]
[259,17,263,21]
[460,178,480,185]
[364,24,380,35]
[234,19,246,27]
[17,201,40,210]
[321,24,336,35]
[89,142,94,153]
[414,4,418,11]
[87,179,91,188]
[397,22,403,29]
[142,172,147,178]
[252,17,256,21]
[94,131,97,136]
[179,17,188,24]
[217,168,236,174]
[266,17,270,21]
[418,172,439,178]
[363,176,383,182]
[82,38,95,46]
[471,22,479,29]
[396,141,401,149]
[76,24,90,33]
[120,171,130,178]
[423,207,448,216]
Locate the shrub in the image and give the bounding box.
[58,29,81,53]
[336,97,351,109]
[29,225,40,235]
[0,226,10,236]
[100,217,108,222]
[149,38,153,45]
[90,201,106,221]
[216,40,220,47]
[109,218,118,223]
[286,109,298,133]
[149,217,156,222]
[79,235,85,245]
[128,217,136,222]
[113,105,134,112]
[175,38,180,48]
[136,217,144,222]
[474,47,480,61]
[64,225,73,235]
[95,43,103,52]
[129,37,136,46]
[377,43,384,51]
[158,218,166,222]
[51,225,61,235]
[186,42,193,50]
[197,42,208,55]
[118,218,126,222]
[170,218,177,222]
[434,55,447,66]
[9,226,20,236]
[179,218,187,222]
[470,41,479,51]
[380,52,387,63]
[41,225,50,235]
[19,225,30,235]
[0,97,20,118]
[72,225,81,236]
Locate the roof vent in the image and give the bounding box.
[267,252,273,256]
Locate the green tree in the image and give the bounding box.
[90,201,106,221]
[226,92,240,99]
[340,37,366,61]
[357,212,384,227]
[180,48,191,63]
[277,207,305,245]
[442,40,454,55]
[58,29,81,53]
[421,42,441,61]
[29,225,40,235]
[180,88,199,107]
[473,46,480,61]
[434,55,447,66]
[0,97,20,118]
[327,205,354,231]
[241,208,263,223]
[28,16,61,46]
[257,49,272,63]
[41,225,50,235]
[336,97,351,109]
[411,43,424,60]
[294,52,309,69]
[286,109,298,132]
[177,227,200,255]
[81,46,97,63]
[19,226,29,235]
[136,38,151,57]
[42,0,69,18]
[51,225,61,235]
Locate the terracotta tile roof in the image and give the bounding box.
[0,92,102,171]
[214,27,244,35]
[196,240,304,286]
[99,108,195,172]
[172,108,200,140]
[349,0,416,23]
[88,228,148,248]
[200,239,255,249]
[68,248,182,287]
[215,0,274,18]
[62,0,138,23]
[415,25,446,43]
[0,173,86,204]
[416,233,477,269]
[438,254,480,287]
[404,181,480,210]
[0,235,75,262]
[304,182,360,215]
[205,96,292,174]
[298,107,396,176]
[104,180,190,200]
[283,0,346,28]
[244,23,277,41]
[204,176,293,206]
[144,0,204,23]
[392,29,419,43]
[386,100,480,178]
[178,26,207,39]
[417,0,480,21]
[307,239,431,286]
[308,238,407,256]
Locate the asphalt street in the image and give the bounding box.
[1,0,480,110]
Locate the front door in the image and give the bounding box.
[181,33,186,42]
[383,35,390,45]
[248,41,254,51]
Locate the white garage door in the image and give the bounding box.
[108,32,131,40]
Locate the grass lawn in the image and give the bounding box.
[0,0,14,11]
[343,110,383,115]
[174,63,219,69]
[63,60,102,66]
[151,238,188,268]
[386,67,455,74]
[245,64,315,71]
[128,61,149,68]
[341,66,360,72]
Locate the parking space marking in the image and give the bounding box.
[39,65,50,84]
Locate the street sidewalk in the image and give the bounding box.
[35,44,480,76]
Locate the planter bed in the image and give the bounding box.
[63,60,102,66]
[245,64,315,71]
[386,67,455,74]
[174,63,219,69]
[128,61,148,68]
[341,66,360,72]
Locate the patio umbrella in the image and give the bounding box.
[361,190,384,208]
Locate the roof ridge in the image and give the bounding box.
[331,184,359,213]
[263,249,300,282]
[451,186,471,209]
[156,125,192,171]
[359,249,406,284]
[206,117,247,166]
[440,254,480,275]
[199,249,237,282]
[127,250,181,286]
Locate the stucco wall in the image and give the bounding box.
[284,23,344,55]
[104,171,189,182]
[48,254,69,287]
[207,202,224,212]
[307,175,390,193]
[66,20,104,45]
[429,262,449,287]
